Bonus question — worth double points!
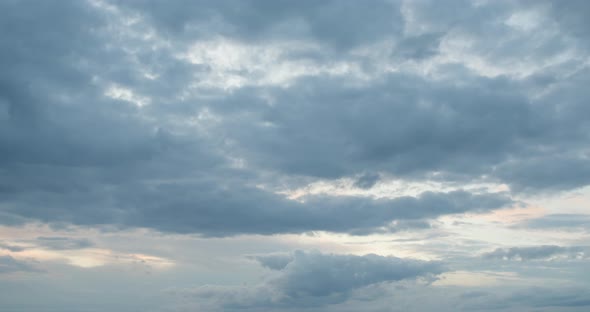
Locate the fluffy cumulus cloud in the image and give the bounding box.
[1,0,590,311]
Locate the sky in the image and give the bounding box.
[1,0,590,311]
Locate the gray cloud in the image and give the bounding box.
[515,214,590,231]
[463,286,590,310]
[0,0,517,238]
[0,0,587,238]
[482,245,588,261]
[495,156,590,192]
[267,250,443,299]
[35,237,94,250]
[0,256,39,274]
[0,243,25,253]
[2,179,511,236]
[353,173,381,190]
[0,237,93,252]
[182,250,443,309]
[114,0,405,50]
[254,253,294,271]
[215,71,590,192]
[1,1,590,311]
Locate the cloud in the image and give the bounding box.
[178,250,443,309]
[254,253,294,271]
[353,173,381,189]
[0,243,26,252]
[463,286,590,310]
[482,245,588,261]
[515,214,590,230]
[0,0,520,238]
[113,0,405,50]
[1,1,590,311]
[0,256,40,274]
[495,156,590,192]
[266,250,443,299]
[215,70,590,193]
[0,0,586,249]
[2,178,511,236]
[35,237,94,250]
[0,237,93,254]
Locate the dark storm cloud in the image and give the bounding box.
[482,245,588,261]
[0,0,589,238]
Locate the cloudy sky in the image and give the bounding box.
[1,0,590,311]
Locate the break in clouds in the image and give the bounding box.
[1,0,589,311]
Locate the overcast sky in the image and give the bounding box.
[1,0,590,311]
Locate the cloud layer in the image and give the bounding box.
[1,1,590,311]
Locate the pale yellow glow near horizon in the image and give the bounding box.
[2,247,174,269]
